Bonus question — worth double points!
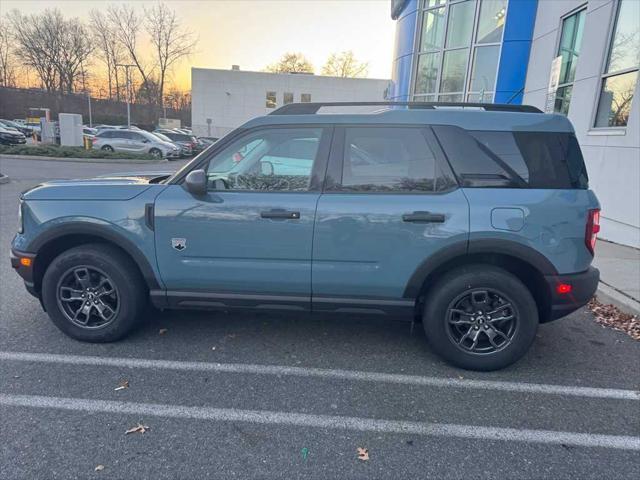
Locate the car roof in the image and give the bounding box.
[242,104,575,133]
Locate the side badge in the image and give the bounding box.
[171,238,187,251]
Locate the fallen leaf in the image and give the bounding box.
[114,380,129,391]
[159,328,168,335]
[94,465,105,472]
[357,447,369,461]
[125,423,149,435]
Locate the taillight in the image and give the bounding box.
[585,208,600,255]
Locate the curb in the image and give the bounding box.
[0,154,168,164]
[596,282,640,317]
[0,174,9,184]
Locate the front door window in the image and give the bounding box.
[206,128,323,192]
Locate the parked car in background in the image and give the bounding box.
[0,119,34,137]
[153,129,199,156]
[0,125,27,145]
[83,127,98,140]
[197,136,219,147]
[197,136,219,146]
[151,132,182,152]
[92,129,180,159]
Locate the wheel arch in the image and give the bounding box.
[28,223,161,296]
[405,240,556,323]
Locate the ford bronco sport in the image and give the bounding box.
[11,102,601,371]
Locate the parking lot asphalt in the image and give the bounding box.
[1,156,639,479]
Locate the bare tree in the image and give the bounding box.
[8,9,92,93]
[164,86,192,112]
[321,51,368,78]
[106,4,155,102]
[55,20,94,93]
[144,3,197,110]
[90,10,125,100]
[8,9,61,91]
[266,53,314,74]
[0,18,17,87]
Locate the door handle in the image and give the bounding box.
[402,211,445,223]
[260,209,300,220]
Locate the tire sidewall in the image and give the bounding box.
[423,266,538,371]
[42,245,144,342]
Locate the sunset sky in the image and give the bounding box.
[1,0,396,89]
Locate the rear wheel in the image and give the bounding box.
[101,145,114,152]
[42,244,146,342]
[149,148,163,159]
[423,265,538,371]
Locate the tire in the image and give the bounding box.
[423,265,538,371]
[101,145,114,152]
[149,148,163,159]
[41,244,146,342]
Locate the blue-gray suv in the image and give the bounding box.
[11,102,601,370]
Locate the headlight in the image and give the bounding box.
[18,199,24,234]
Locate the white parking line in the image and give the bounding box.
[2,351,638,400]
[1,393,639,450]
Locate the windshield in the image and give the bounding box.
[140,130,162,142]
[153,132,173,143]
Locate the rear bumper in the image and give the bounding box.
[544,267,599,321]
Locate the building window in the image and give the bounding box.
[283,92,294,104]
[413,0,507,103]
[594,0,639,127]
[301,93,311,103]
[266,91,277,108]
[554,8,586,115]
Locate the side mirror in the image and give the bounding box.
[184,169,207,196]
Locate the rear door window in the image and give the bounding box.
[328,126,454,193]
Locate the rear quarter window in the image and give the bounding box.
[433,126,588,189]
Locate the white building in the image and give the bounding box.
[191,67,390,138]
[522,0,639,248]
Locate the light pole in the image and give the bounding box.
[80,60,92,127]
[116,64,135,128]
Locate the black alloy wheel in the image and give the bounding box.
[446,288,518,354]
[56,266,120,329]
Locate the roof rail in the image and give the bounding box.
[269,101,543,115]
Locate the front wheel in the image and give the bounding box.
[101,145,114,152]
[149,148,163,159]
[42,244,146,342]
[423,265,538,371]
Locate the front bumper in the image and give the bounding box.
[10,248,38,297]
[544,266,599,321]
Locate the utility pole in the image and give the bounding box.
[116,64,135,128]
[80,60,92,127]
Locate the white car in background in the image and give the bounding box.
[92,129,181,159]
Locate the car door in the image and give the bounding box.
[153,125,332,310]
[311,125,469,316]
[128,132,147,153]
[111,131,131,152]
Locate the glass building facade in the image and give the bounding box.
[389,0,538,104]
